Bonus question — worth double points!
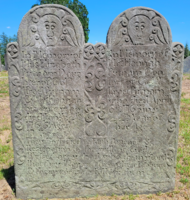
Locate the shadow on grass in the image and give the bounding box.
[0,166,15,192]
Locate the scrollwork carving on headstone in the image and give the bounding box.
[7,5,183,199]
[85,92,107,136]
[167,114,176,132]
[15,112,23,130]
[94,43,106,60]
[7,42,25,150]
[170,71,180,92]
[7,43,18,59]
[166,147,175,166]
[16,146,26,165]
[85,92,107,123]
[172,43,184,58]
[11,76,21,97]
[171,43,184,71]
[84,44,95,60]
[85,63,106,92]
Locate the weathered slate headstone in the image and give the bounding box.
[4,52,8,71]
[7,5,84,199]
[0,55,2,71]
[7,5,183,199]
[183,56,190,73]
[2,65,5,71]
[106,7,183,194]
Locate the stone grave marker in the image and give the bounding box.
[2,65,5,71]
[183,56,190,73]
[7,5,183,199]
[0,55,2,71]
[4,52,8,71]
[106,6,183,194]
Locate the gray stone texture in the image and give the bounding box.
[4,53,8,71]
[7,5,183,199]
[183,56,190,73]
[0,55,1,71]
[2,65,5,71]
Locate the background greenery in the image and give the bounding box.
[0,0,89,67]
[184,43,190,59]
[0,33,17,66]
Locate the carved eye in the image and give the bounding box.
[141,25,145,30]
[51,25,55,30]
[135,26,139,30]
[45,24,49,29]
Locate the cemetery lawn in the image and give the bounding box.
[0,71,190,200]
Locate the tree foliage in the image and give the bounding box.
[184,43,190,59]
[32,0,90,43]
[0,33,17,65]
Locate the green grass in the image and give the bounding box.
[184,74,190,80]
[180,178,189,184]
[0,83,9,96]
[0,125,11,132]
[0,72,9,97]
[181,98,190,104]
[128,194,137,200]
[0,71,8,77]
[0,124,11,135]
[0,144,13,165]
[177,96,190,185]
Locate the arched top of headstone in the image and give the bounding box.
[107,7,172,48]
[18,4,85,48]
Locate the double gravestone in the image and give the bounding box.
[7,5,184,199]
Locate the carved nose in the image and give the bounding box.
[137,34,142,38]
[47,29,54,38]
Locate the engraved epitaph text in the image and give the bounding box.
[7,5,183,199]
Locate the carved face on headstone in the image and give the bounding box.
[38,15,62,46]
[128,15,151,45]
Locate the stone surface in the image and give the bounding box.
[0,55,1,71]
[183,56,190,73]
[7,5,183,199]
[4,53,8,71]
[1,65,5,71]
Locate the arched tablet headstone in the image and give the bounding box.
[7,4,85,199]
[106,7,183,194]
[7,5,183,199]
[4,53,8,71]
[184,56,190,73]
